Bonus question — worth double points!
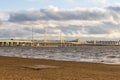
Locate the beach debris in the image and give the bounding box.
[23,65,59,70]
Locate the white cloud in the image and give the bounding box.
[95,0,107,4]
[47,5,59,12]
[0,11,9,21]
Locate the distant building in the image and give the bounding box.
[86,40,120,45]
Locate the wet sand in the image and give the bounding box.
[0,56,120,80]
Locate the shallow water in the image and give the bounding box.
[0,46,120,64]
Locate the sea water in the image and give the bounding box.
[0,46,120,64]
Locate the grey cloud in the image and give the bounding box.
[56,25,82,35]
[8,6,120,23]
[55,25,110,35]
[0,20,5,25]
[33,28,45,34]
[107,6,120,22]
[0,29,11,37]
[85,26,110,34]
[107,6,120,12]
[9,11,41,22]
[8,7,109,22]
[0,28,31,39]
[0,20,2,25]
[24,27,45,34]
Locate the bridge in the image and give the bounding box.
[0,39,32,46]
[0,39,83,47]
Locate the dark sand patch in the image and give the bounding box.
[23,65,59,70]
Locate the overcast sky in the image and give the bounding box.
[0,0,120,40]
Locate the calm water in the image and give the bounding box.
[0,46,120,64]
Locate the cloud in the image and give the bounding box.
[95,0,107,4]
[8,6,110,22]
[0,11,9,21]
[0,6,120,40]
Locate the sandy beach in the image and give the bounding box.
[0,56,120,80]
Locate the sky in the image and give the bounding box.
[0,0,120,40]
